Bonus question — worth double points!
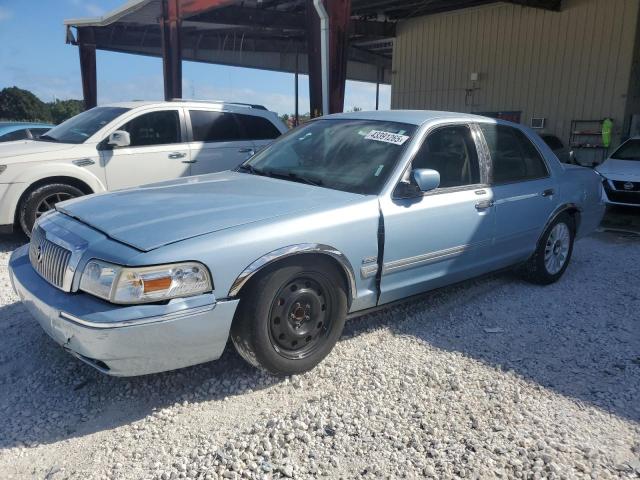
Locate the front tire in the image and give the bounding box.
[520,213,575,285]
[19,183,84,236]
[231,257,348,376]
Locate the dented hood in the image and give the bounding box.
[56,171,361,251]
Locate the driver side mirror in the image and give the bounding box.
[107,130,131,148]
[412,168,440,192]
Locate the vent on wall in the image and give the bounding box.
[531,118,546,129]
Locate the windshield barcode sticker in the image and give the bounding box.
[364,130,410,145]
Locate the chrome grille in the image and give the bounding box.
[29,226,72,290]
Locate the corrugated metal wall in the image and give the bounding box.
[391,0,640,147]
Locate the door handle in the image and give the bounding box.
[542,188,555,197]
[475,200,494,210]
[239,148,255,155]
[181,160,197,164]
[168,152,187,159]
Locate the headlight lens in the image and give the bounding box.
[80,260,212,304]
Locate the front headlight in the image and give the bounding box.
[80,260,212,304]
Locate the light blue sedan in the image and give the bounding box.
[8,111,605,376]
[0,122,54,142]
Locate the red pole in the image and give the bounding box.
[326,0,351,114]
[78,28,97,110]
[162,0,183,100]
[306,0,323,118]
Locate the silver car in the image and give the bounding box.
[596,137,640,207]
[8,111,605,377]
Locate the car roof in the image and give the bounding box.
[101,100,273,113]
[323,110,497,126]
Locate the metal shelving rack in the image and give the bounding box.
[570,119,608,165]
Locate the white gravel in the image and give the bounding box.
[0,231,639,479]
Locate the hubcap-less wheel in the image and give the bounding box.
[544,222,570,274]
[35,192,74,218]
[268,276,332,360]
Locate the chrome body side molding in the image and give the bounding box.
[382,239,492,275]
[228,243,357,300]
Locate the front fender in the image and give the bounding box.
[0,163,106,225]
[227,243,358,302]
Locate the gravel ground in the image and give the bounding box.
[0,230,639,480]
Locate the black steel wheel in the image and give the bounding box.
[231,257,348,375]
[19,183,84,236]
[268,276,334,360]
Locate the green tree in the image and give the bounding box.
[0,86,51,122]
[49,99,84,124]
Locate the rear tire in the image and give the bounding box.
[520,213,575,285]
[19,183,84,236]
[231,257,348,376]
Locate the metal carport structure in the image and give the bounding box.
[64,0,561,116]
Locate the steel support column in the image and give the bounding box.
[161,0,182,100]
[306,0,351,116]
[78,28,97,110]
[326,0,350,114]
[306,0,323,118]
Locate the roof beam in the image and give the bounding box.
[507,0,562,11]
[187,5,305,29]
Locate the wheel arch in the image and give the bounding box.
[227,244,357,306]
[14,176,95,224]
[537,203,581,246]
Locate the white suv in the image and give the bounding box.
[0,100,287,235]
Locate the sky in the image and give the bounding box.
[0,0,391,115]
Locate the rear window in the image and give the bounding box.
[189,110,244,142]
[0,128,29,141]
[236,114,281,140]
[611,139,640,161]
[541,134,564,150]
[480,124,549,184]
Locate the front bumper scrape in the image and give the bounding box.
[8,245,239,376]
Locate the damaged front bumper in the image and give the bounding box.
[8,245,239,376]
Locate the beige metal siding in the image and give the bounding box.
[391,0,640,147]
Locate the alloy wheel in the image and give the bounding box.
[544,222,571,275]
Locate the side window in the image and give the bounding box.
[413,125,481,189]
[189,110,244,142]
[29,128,51,138]
[480,124,549,184]
[236,114,281,140]
[120,110,181,147]
[0,129,30,141]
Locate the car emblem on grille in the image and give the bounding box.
[35,245,43,264]
[623,181,634,191]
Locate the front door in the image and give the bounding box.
[379,124,496,305]
[102,109,191,190]
[477,123,556,264]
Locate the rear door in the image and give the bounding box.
[478,123,556,263]
[101,108,191,189]
[188,110,255,174]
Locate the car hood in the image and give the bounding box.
[56,171,364,251]
[0,140,77,160]
[596,159,640,181]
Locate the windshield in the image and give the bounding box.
[40,106,130,144]
[241,119,417,194]
[611,139,640,161]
